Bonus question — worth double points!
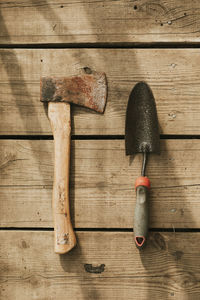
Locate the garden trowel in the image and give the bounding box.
[125,82,160,249]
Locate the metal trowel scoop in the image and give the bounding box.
[125,82,160,249]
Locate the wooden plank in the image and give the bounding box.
[1,231,200,300]
[0,0,200,44]
[0,49,200,135]
[1,139,200,228]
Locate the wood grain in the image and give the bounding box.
[0,49,200,135]
[1,139,200,228]
[0,0,200,44]
[1,231,200,300]
[48,102,76,254]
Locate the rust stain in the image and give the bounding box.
[40,72,107,113]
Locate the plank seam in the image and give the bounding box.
[1,43,200,49]
[0,135,200,140]
[1,227,200,232]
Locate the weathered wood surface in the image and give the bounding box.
[0,49,200,135]
[1,231,200,300]
[0,0,200,44]
[1,139,200,228]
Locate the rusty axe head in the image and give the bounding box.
[40,72,107,113]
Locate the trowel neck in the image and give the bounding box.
[141,152,148,176]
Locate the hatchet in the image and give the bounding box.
[40,71,107,254]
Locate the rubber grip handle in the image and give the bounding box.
[134,184,149,249]
[48,102,76,254]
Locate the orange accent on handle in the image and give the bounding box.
[135,176,150,190]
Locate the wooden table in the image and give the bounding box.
[1,1,200,299]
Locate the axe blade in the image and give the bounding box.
[40,72,107,113]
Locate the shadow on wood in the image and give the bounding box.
[140,138,195,300]
[59,235,101,300]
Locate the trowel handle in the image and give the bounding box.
[134,177,150,250]
[48,102,76,254]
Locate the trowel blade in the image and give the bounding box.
[125,82,160,155]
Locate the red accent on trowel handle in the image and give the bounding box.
[135,236,146,248]
[135,176,150,190]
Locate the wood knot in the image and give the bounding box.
[29,276,39,287]
[179,272,197,289]
[152,233,166,250]
[172,250,184,261]
[21,240,30,249]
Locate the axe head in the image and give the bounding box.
[40,72,107,113]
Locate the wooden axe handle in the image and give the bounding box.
[48,102,76,254]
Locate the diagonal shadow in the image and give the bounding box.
[0,3,104,299]
[59,235,102,300]
[0,11,52,185]
[1,2,193,299]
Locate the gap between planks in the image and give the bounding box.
[1,135,200,140]
[1,43,200,49]
[1,227,200,232]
